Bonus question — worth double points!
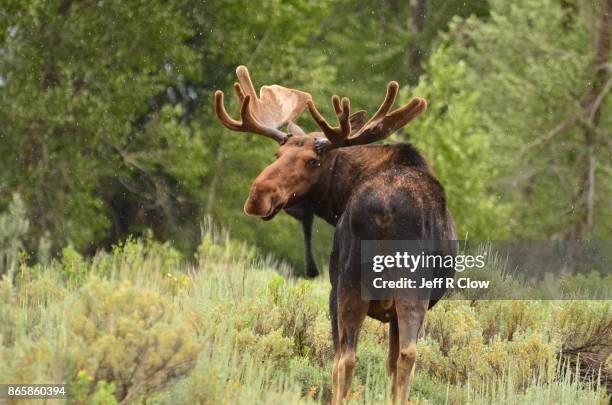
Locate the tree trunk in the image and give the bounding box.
[569,0,611,239]
[410,0,427,32]
[206,145,225,216]
[408,0,427,74]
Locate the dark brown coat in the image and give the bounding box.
[215,66,456,404]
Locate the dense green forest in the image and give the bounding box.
[1,0,610,271]
[1,2,611,403]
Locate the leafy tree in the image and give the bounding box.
[3,0,605,273]
[398,47,512,239]
[0,0,201,253]
[440,0,611,239]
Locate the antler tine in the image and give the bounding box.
[335,96,352,139]
[344,82,427,147]
[306,80,426,150]
[214,90,287,143]
[234,82,246,103]
[307,95,352,145]
[371,81,399,120]
[215,90,242,129]
[236,65,258,99]
[387,97,427,124]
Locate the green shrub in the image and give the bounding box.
[0,194,29,279]
[559,272,612,300]
[553,301,612,389]
[1,276,202,403]
[1,227,609,404]
[63,278,202,403]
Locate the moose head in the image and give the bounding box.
[214,66,427,221]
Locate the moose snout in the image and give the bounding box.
[244,184,284,218]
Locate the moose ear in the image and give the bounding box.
[314,137,332,155]
[349,111,367,133]
[287,121,306,136]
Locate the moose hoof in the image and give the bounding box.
[305,264,319,278]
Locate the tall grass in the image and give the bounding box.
[0,225,609,404]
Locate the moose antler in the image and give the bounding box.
[215,66,312,144]
[307,81,427,150]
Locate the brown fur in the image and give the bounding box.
[215,67,455,403]
[243,133,455,404]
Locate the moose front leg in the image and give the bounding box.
[284,201,319,278]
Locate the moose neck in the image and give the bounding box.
[304,150,348,225]
[302,144,431,225]
[305,146,379,225]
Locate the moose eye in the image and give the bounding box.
[307,158,320,167]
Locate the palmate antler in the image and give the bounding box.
[215,66,426,151]
[307,81,427,150]
[214,66,312,144]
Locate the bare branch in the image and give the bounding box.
[519,116,577,158]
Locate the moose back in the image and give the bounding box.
[214,66,456,404]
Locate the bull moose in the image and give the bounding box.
[215,66,456,404]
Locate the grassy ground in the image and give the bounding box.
[0,225,610,404]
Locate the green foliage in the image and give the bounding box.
[1,229,609,404]
[0,0,199,252]
[1,1,610,402]
[420,300,559,387]
[402,47,512,239]
[1,246,202,403]
[439,0,611,239]
[0,194,29,278]
[2,0,607,268]
[559,271,612,299]
[553,300,612,381]
[63,278,202,403]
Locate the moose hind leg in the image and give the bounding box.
[329,284,341,400]
[387,316,400,401]
[333,283,368,405]
[394,299,428,404]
